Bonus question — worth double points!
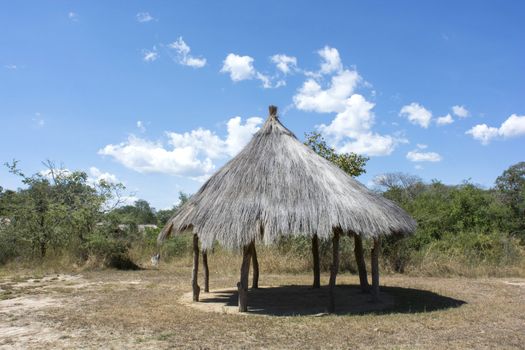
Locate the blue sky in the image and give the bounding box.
[1,1,524,209]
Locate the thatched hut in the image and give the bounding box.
[159,106,416,313]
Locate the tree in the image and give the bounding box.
[495,162,525,235]
[373,172,424,203]
[111,199,157,225]
[3,160,124,259]
[304,132,368,177]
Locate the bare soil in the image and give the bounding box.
[1,264,524,349]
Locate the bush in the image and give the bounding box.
[81,226,139,270]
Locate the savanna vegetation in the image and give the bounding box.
[1,137,524,277]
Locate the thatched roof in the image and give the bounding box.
[159,106,416,250]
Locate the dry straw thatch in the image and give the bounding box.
[159,106,416,251]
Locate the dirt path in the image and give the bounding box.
[1,267,524,349]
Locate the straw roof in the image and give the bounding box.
[159,106,416,250]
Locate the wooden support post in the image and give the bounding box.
[328,229,340,313]
[311,234,321,288]
[202,250,210,293]
[192,234,201,302]
[238,241,254,312]
[251,244,259,289]
[353,233,370,292]
[371,237,381,302]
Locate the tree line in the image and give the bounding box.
[0,136,523,272]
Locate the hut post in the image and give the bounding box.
[251,244,259,289]
[328,229,341,313]
[192,234,201,301]
[202,250,210,293]
[312,234,321,288]
[371,236,381,301]
[238,241,254,312]
[353,233,370,292]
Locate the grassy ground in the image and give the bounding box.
[1,259,524,349]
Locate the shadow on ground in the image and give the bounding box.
[197,284,466,316]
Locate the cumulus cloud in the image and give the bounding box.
[271,54,297,74]
[136,12,154,23]
[294,70,361,113]
[89,167,119,185]
[406,148,442,162]
[338,132,402,156]
[318,46,343,74]
[318,94,375,138]
[499,114,525,138]
[99,116,263,179]
[221,53,256,81]
[466,124,499,145]
[452,105,469,118]
[399,103,432,128]
[221,53,284,88]
[168,37,206,68]
[137,121,146,132]
[436,113,454,126]
[293,46,404,156]
[466,114,525,144]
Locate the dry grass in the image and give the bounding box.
[1,258,525,349]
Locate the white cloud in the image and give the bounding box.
[466,124,499,145]
[137,121,146,132]
[221,53,256,81]
[499,114,525,138]
[406,149,442,162]
[4,64,17,70]
[136,12,154,23]
[255,72,272,89]
[271,54,297,74]
[416,144,428,149]
[294,70,360,113]
[89,167,119,185]
[466,114,525,144]
[400,103,432,128]
[221,53,279,88]
[168,37,206,68]
[318,94,375,138]
[338,132,403,156]
[143,48,158,62]
[452,105,469,118]
[68,12,78,21]
[99,135,215,178]
[318,46,343,74]
[293,46,403,156]
[224,116,263,156]
[99,116,263,179]
[436,113,454,126]
[303,90,405,156]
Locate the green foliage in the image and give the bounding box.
[304,132,368,177]
[1,158,524,276]
[0,160,128,266]
[112,199,156,225]
[495,162,525,236]
[377,168,524,272]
